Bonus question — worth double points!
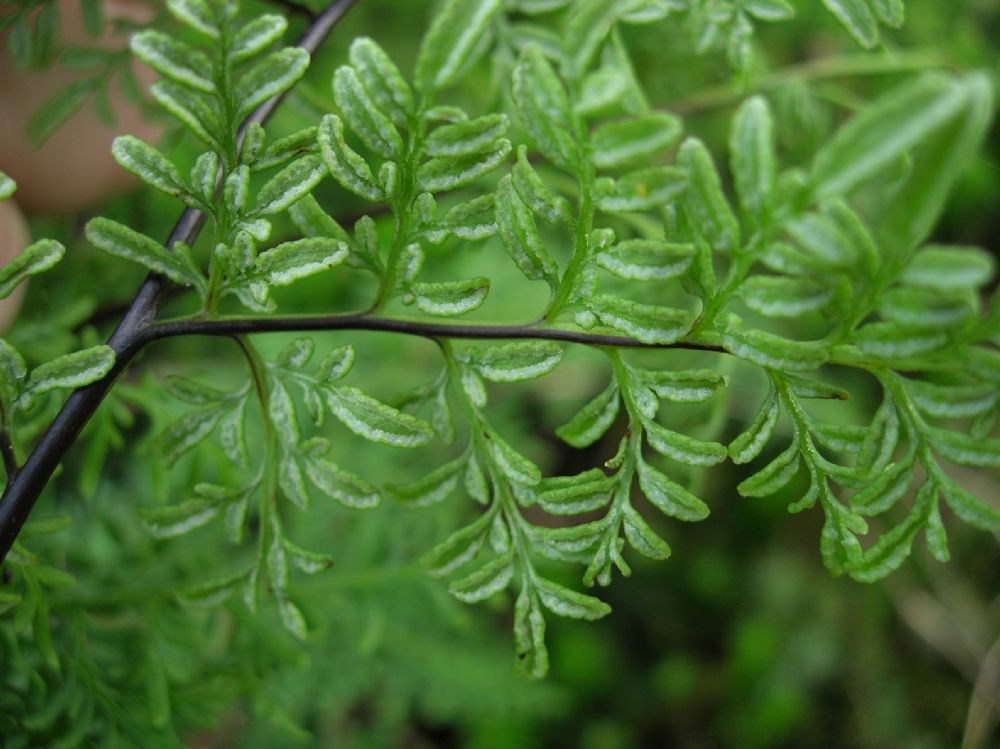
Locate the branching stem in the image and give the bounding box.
[144,313,727,351]
[546,180,594,322]
[234,334,277,610]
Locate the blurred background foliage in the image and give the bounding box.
[3,0,999,747]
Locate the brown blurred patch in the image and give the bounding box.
[0,0,162,213]
[0,198,28,330]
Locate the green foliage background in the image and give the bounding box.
[1,0,998,747]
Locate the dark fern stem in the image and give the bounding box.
[143,315,728,351]
[0,0,364,562]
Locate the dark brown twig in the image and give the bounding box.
[142,314,727,352]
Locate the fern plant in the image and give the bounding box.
[1,0,998,743]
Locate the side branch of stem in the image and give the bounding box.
[143,314,727,352]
